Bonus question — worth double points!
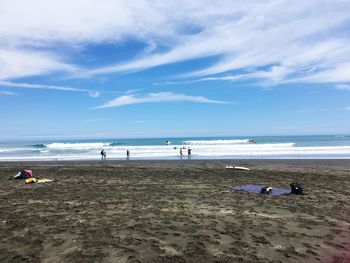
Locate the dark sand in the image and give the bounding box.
[0,160,350,263]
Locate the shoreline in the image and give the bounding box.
[1,158,350,170]
[2,135,350,162]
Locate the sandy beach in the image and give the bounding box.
[0,160,349,262]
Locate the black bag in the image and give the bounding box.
[260,186,272,194]
[290,182,303,195]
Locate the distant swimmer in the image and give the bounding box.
[165,140,171,145]
[100,149,106,160]
[249,139,257,144]
[126,149,130,160]
[188,148,192,159]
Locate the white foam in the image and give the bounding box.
[183,139,250,145]
[0,149,17,153]
[46,142,110,149]
[1,141,350,161]
[0,148,33,153]
[93,144,350,158]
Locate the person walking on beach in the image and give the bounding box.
[180,148,183,159]
[126,149,130,160]
[188,148,192,159]
[100,149,106,160]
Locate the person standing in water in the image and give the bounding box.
[188,148,192,159]
[126,149,130,160]
[180,148,183,159]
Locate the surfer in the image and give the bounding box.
[180,148,183,159]
[126,149,130,160]
[188,148,192,159]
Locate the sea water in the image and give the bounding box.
[1,135,350,161]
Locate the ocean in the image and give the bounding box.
[1,135,350,161]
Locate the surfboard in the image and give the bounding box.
[234,166,250,171]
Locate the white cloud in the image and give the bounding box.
[0,49,77,80]
[1,0,350,85]
[194,66,293,83]
[94,92,228,109]
[79,0,350,84]
[0,80,101,97]
[0,80,85,92]
[0,0,177,45]
[288,63,350,84]
[0,90,17,96]
[124,89,143,95]
[336,84,350,91]
[88,91,101,98]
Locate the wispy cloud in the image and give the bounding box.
[336,84,350,91]
[78,1,350,85]
[94,92,229,109]
[0,80,85,92]
[0,80,100,97]
[0,49,77,80]
[182,66,292,84]
[88,91,100,98]
[124,89,143,95]
[1,0,350,85]
[287,62,350,84]
[0,90,18,96]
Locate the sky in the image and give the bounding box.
[0,0,350,139]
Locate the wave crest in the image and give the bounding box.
[109,142,123,146]
[183,139,250,145]
[46,142,110,149]
[31,144,47,148]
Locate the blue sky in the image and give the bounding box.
[0,0,350,139]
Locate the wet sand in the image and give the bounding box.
[0,160,349,262]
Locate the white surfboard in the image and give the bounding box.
[234,166,250,171]
[225,165,250,170]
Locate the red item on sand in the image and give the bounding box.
[23,170,32,177]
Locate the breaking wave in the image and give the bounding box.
[45,142,111,149]
[1,137,350,161]
[183,139,250,145]
[109,141,123,146]
[31,144,46,148]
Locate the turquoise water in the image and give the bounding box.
[1,135,350,160]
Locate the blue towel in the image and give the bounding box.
[232,184,290,196]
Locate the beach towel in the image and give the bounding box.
[25,178,38,184]
[37,179,53,183]
[232,185,290,196]
[25,178,53,184]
